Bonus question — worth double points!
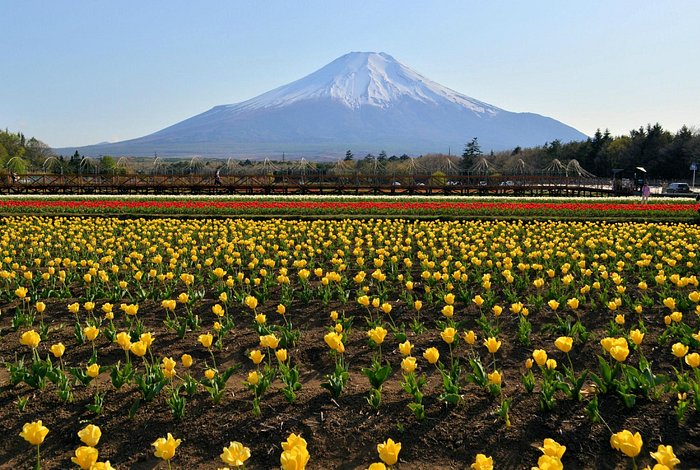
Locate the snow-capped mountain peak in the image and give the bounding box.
[231,51,500,115]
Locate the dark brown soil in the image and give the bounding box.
[1,295,698,470]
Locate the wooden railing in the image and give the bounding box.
[0,173,616,196]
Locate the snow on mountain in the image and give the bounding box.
[232,52,499,115]
[62,52,588,158]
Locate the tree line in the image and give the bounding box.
[2,123,699,179]
[471,124,699,179]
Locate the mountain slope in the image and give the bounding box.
[62,52,587,158]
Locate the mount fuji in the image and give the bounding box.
[65,52,587,158]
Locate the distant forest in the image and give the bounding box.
[1,123,699,180]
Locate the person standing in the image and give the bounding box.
[641,183,651,203]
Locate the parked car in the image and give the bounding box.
[665,182,691,193]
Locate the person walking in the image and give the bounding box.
[641,183,651,203]
[215,168,222,186]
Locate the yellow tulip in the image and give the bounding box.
[671,342,689,358]
[610,429,643,458]
[554,337,573,353]
[538,438,566,458]
[280,445,310,470]
[413,300,423,311]
[84,326,99,342]
[546,358,558,370]
[369,463,387,470]
[212,304,225,317]
[533,455,563,470]
[662,297,676,310]
[15,286,28,299]
[377,438,401,466]
[152,433,181,461]
[547,299,559,311]
[685,352,700,368]
[487,370,501,386]
[19,420,49,446]
[71,446,99,469]
[463,330,476,345]
[35,301,46,313]
[246,370,259,385]
[244,295,258,310]
[205,369,216,380]
[470,453,493,470]
[277,304,286,315]
[221,441,251,467]
[50,342,65,358]
[276,349,288,363]
[255,313,267,325]
[161,356,176,372]
[436,303,452,317]
[484,337,502,354]
[629,329,644,346]
[130,340,147,357]
[491,305,503,316]
[401,356,417,373]
[610,344,630,362]
[249,349,265,365]
[116,332,131,351]
[367,326,388,345]
[533,349,548,367]
[324,332,345,353]
[600,337,615,353]
[650,444,680,468]
[566,298,579,310]
[398,340,413,356]
[281,432,308,452]
[123,303,139,316]
[670,311,682,323]
[441,327,457,345]
[140,332,154,348]
[181,354,193,368]
[423,347,440,364]
[198,332,214,349]
[260,334,280,349]
[689,291,700,303]
[380,302,392,314]
[86,363,100,378]
[20,329,41,349]
[472,295,484,307]
[78,424,102,447]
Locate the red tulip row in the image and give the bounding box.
[0,197,697,218]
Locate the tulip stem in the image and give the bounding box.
[36,444,41,470]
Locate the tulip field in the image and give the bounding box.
[0,194,698,220]
[1,211,699,469]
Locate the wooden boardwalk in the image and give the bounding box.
[0,173,617,197]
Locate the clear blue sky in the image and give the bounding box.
[2,0,699,148]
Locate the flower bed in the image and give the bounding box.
[1,217,698,469]
[0,195,698,219]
